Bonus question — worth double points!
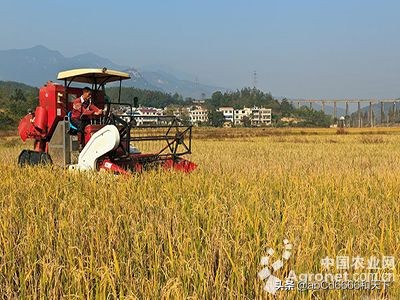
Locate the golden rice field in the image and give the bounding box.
[0,127,399,299]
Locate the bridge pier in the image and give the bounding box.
[334,101,337,120]
[369,101,373,127]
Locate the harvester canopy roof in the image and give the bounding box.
[57,68,131,84]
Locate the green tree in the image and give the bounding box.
[242,115,252,127]
[179,109,191,125]
[0,111,15,128]
[0,82,39,124]
[210,91,224,108]
[164,105,177,116]
[10,88,27,102]
[280,98,294,116]
[106,87,185,108]
[208,110,225,127]
[295,107,331,127]
[207,87,280,112]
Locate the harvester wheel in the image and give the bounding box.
[18,150,52,166]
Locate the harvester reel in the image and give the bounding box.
[103,112,115,126]
[102,102,111,123]
[163,122,191,157]
[104,113,129,137]
[175,131,184,144]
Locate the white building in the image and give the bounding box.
[250,107,272,126]
[123,107,163,125]
[217,106,272,126]
[233,107,252,125]
[218,107,234,123]
[189,107,208,125]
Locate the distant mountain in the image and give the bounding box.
[67,52,127,70]
[140,70,225,99]
[0,45,224,98]
[140,64,197,82]
[0,45,63,87]
[119,67,161,91]
[0,45,128,87]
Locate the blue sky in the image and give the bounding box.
[1,0,399,99]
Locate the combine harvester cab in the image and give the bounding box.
[17,68,197,174]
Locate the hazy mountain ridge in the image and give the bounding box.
[140,70,225,98]
[0,45,223,98]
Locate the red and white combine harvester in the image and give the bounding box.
[17,68,197,174]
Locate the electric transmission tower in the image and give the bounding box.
[253,70,257,88]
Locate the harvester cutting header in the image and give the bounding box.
[17,68,197,174]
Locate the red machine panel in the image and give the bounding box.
[37,83,106,139]
[39,82,66,137]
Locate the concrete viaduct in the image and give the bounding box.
[291,99,400,127]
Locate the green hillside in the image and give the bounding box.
[0,81,39,128]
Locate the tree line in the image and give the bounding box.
[0,81,333,129]
[0,81,39,128]
[205,89,331,127]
